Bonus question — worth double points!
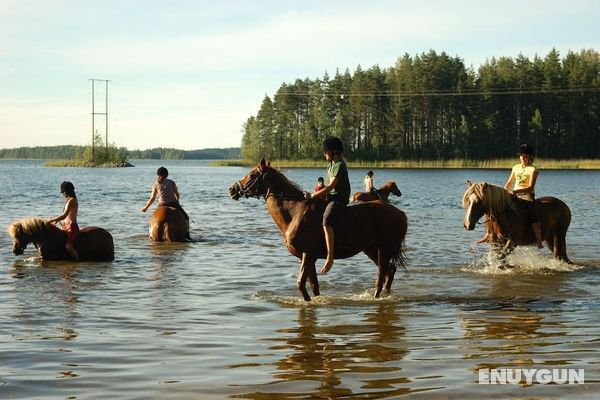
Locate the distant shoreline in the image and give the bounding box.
[211,158,600,170]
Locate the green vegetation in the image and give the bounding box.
[241,49,600,162]
[212,158,600,169]
[1,145,241,163]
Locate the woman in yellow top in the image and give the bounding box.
[503,144,543,248]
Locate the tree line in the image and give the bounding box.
[241,49,600,161]
[0,146,241,160]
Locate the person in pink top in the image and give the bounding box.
[142,166,192,241]
[46,181,80,260]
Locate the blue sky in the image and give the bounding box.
[1,0,599,150]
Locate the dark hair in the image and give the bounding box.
[518,144,535,156]
[322,136,344,153]
[367,170,374,177]
[60,181,76,198]
[317,176,324,183]
[157,166,169,177]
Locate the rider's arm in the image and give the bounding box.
[47,198,75,223]
[173,182,180,201]
[141,186,158,212]
[503,171,515,191]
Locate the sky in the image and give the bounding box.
[1,0,599,151]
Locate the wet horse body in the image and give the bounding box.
[8,217,114,261]
[230,159,408,301]
[351,181,402,202]
[462,181,571,263]
[149,206,188,242]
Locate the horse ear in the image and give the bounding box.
[259,157,266,167]
[466,180,473,187]
[483,182,488,189]
[267,161,271,167]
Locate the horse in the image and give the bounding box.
[351,181,402,202]
[7,217,114,261]
[149,206,188,242]
[229,158,408,301]
[462,181,571,264]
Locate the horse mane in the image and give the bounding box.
[380,181,396,190]
[263,165,304,195]
[462,182,513,215]
[7,217,48,238]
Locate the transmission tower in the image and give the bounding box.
[90,79,110,162]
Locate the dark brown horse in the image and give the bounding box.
[462,181,572,263]
[149,206,188,242]
[351,181,402,202]
[229,158,408,301]
[8,217,114,261]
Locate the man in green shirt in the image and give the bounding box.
[305,136,351,273]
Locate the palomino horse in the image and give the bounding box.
[149,206,188,242]
[351,181,402,202]
[7,217,114,261]
[462,181,571,263]
[229,158,408,301]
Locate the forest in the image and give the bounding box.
[241,49,600,161]
[0,146,240,160]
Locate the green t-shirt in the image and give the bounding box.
[327,160,351,202]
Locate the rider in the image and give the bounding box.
[313,177,326,200]
[304,136,351,273]
[364,170,381,199]
[504,143,543,248]
[46,181,80,260]
[142,166,192,241]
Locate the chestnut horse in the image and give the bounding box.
[8,217,114,261]
[149,206,187,242]
[462,181,571,264]
[229,158,408,301]
[351,181,402,202]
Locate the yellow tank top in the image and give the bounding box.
[511,163,538,195]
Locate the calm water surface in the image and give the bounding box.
[0,160,599,399]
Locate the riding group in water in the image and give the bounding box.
[7,138,572,301]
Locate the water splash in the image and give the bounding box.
[462,247,583,275]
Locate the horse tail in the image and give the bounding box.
[390,243,408,273]
[390,209,409,272]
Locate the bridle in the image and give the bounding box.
[232,167,307,201]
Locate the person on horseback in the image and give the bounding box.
[142,166,192,241]
[364,170,381,200]
[504,143,543,248]
[46,181,80,260]
[304,136,351,274]
[313,177,326,200]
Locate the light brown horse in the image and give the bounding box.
[8,217,114,261]
[462,181,572,264]
[229,158,408,301]
[351,181,402,202]
[149,206,188,242]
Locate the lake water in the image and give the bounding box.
[0,159,599,399]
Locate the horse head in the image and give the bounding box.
[7,221,32,255]
[462,181,488,230]
[229,158,271,200]
[389,181,402,197]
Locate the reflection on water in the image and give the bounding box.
[232,303,422,399]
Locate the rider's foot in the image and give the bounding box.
[320,258,333,274]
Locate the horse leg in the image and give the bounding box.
[493,240,514,269]
[554,231,571,263]
[297,253,313,301]
[305,254,320,297]
[364,246,387,298]
[384,263,397,293]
